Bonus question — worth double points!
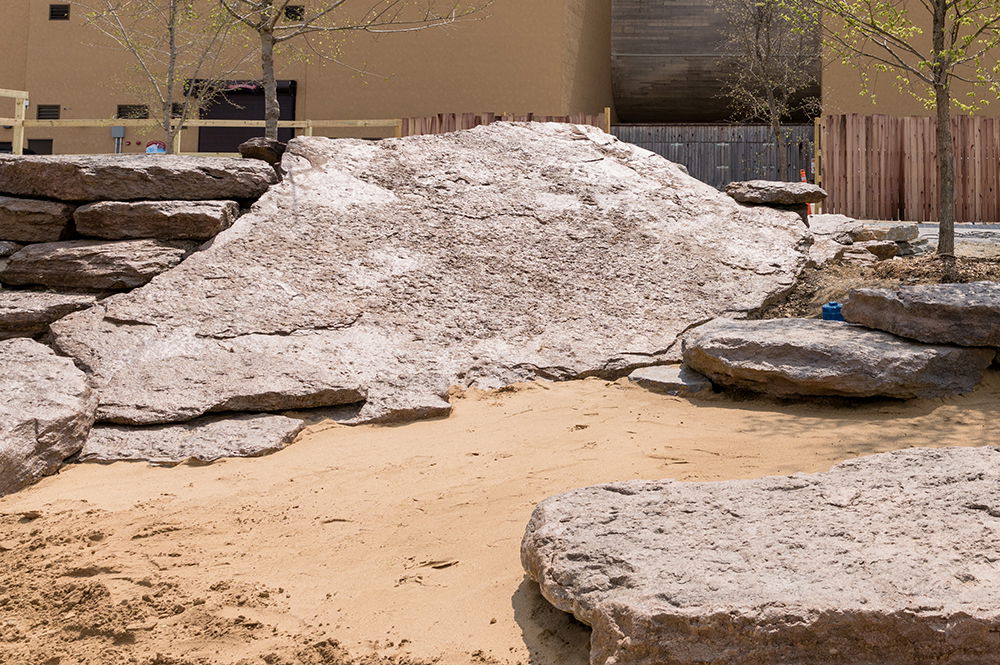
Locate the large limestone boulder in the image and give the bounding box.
[51,123,811,425]
[79,414,306,464]
[0,154,277,202]
[0,195,74,242]
[844,282,1000,348]
[0,290,96,339]
[0,338,97,495]
[682,318,994,398]
[725,180,827,205]
[74,200,240,240]
[521,446,1000,665]
[1,239,195,290]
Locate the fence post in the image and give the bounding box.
[813,117,823,214]
[305,120,314,137]
[171,124,183,155]
[604,107,612,134]
[12,96,26,155]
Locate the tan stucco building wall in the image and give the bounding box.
[0,0,613,154]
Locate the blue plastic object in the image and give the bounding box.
[822,301,845,321]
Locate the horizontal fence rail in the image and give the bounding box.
[401,110,611,136]
[817,113,1000,223]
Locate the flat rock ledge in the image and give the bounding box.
[521,446,1000,665]
[627,365,712,397]
[0,290,97,339]
[844,282,1000,348]
[1,239,196,290]
[682,318,995,399]
[0,195,74,242]
[0,338,97,495]
[79,414,307,464]
[74,200,240,240]
[726,180,827,205]
[0,154,277,202]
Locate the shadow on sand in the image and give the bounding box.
[512,576,591,665]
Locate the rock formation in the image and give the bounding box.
[725,180,827,205]
[627,365,713,397]
[522,446,1000,665]
[74,200,240,240]
[0,195,74,242]
[0,291,96,339]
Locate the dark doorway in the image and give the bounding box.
[196,80,297,153]
[27,139,54,155]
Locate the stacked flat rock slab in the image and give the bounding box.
[0,196,74,242]
[0,154,276,201]
[627,365,713,397]
[682,318,994,398]
[74,200,240,240]
[0,338,96,495]
[725,180,827,205]
[0,291,96,339]
[844,282,1000,348]
[0,241,22,257]
[80,414,307,464]
[50,122,811,425]
[1,239,195,290]
[521,446,1000,665]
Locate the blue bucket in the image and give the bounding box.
[822,302,845,321]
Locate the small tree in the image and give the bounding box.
[715,0,821,180]
[77,0,252,152]
[218,0,487,140]
[799,0,1000,256]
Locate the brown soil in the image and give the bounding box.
[2,375,999,665]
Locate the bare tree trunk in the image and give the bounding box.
[164,0,179,152]
[772,114,788,180]
[260,30,280,140]
[935,84,956,258]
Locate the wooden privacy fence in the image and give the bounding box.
[613,124,814,190]
[401,109,612,136]
[816,114,1000,223]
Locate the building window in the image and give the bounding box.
[117,104,150,119]
[49,4,70,20]
[284,5,305,20]
[36,105,61,120]
[27,139,54,155]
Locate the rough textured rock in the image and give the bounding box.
[682,318,994,398]
[855,239,898,260]
[74,200,240,240]
[0,154,277,202]
[0,290,97,339]
[809,213,861,244]
[1,239,195,290]
[844,282,1000,348]
[0,195,74,242]
[897,238,932,256]
[521,446,1000,665]
[239,137,286,166]
[0,241,22,257]
[50,123,811,425]
[79,414,307,464]
[0,338,96,495]
[627,364,713,397]
[851,224,919,243]
[725,180,827,205]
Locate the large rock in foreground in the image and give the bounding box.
[0,155,277,202]
[0,290,96,339]
[683,318,994,398]
[1,239,195,290]
[844,282,1000,348]
[0,195,74,242]
[74,200,240,240]
[522,446,1000,665]
[0,338,97,495]
[51,123,810,425]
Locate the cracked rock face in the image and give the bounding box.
[0,338,97,495]
[844,282,1000,348]
[50,123,810,425]
[0,154,277,202]
[0,290,97,339]
[683,318,995,398]
[521,446,1000,665]
[74,200,241,240]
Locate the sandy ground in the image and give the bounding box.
[2,373,1000,665]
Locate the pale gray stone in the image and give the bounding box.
[725,180,827,205]
[79,414,307,464]
[521,446,1000,665]
[74,200,240,240]
[0,290,96,339]
[0,241,22,257]
[0,154,277,202]
[50,123,811,425]
[627,364,713,397]
[682,318,994,398]
[0,195,74,242]
[896,238,932,256]
[844,282,1000,348]
[1,239,195,290]
[0,338,96,495]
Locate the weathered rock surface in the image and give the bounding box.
[0,338,96,495]
[1,239,195,290]
[627,364,713,397]
[239,137,286,166]
[521,446,1000,665]
[0,241,22,257]
[897,238,932,256]
[0,195,74,242]
[74,200,240,240]
[79,414,307,464]
[0,154,277,202]
[854,239,898,260]
[851,223,919,243]
[726,180,827,205]
[0,290,97,339]
[682,318,994,398]
[844,282,1000,348]
[50,123,811,425]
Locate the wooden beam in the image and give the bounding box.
[0,88,29,100]
[12,98,25,155]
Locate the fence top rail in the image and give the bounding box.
[18,118,402,129]
[0,88,29,100]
